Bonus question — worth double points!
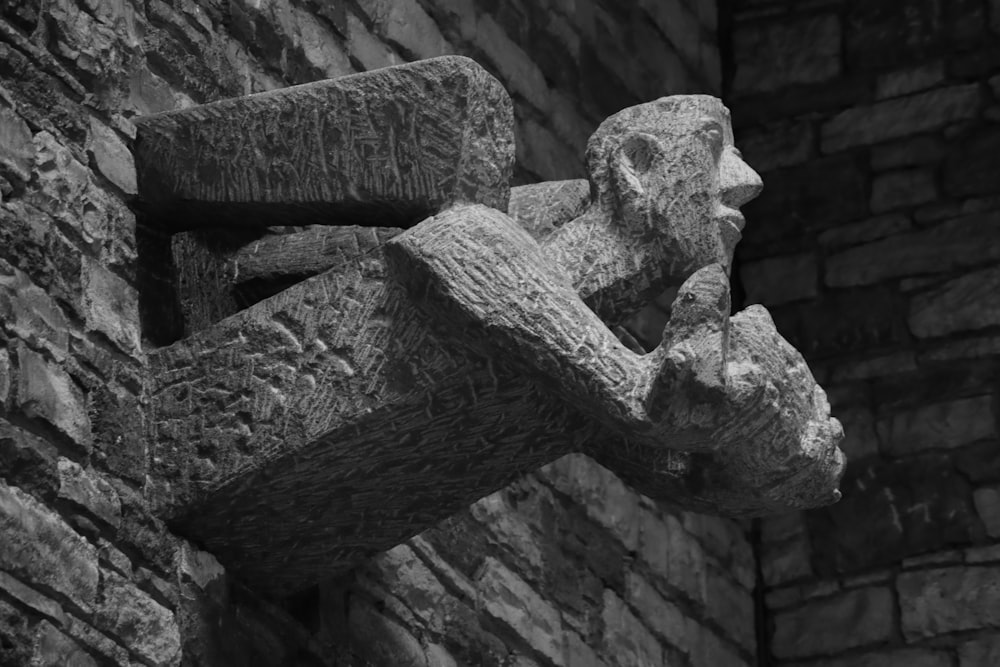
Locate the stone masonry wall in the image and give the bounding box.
[727,0,1000,664]
[0,0,751,665]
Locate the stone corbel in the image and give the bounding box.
[133,56,845,598]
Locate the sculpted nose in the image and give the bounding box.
[720,150,763,208]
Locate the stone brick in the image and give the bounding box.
[640,0,702,72]
[638,508,706,604]
[818,213,911,249]
[877,395,996,456]
[738,119,815,172]
[966,543,1000,564]
[945,128,1000,198]
[847,0,985,70]
[31,621,98,667]
[476,15,549,114]
[826,212,1000,287]
[16,346,91,448]
[348,595,429,666]
[922,336,1000,363]
[0,349,9,407]
[771,587,894,659]
[741,153,868,254]
[87,118,136,195]
[870,168,937,213]
[785,648,951,667]
[57,458,121,528]
[732,15,840,95]
[899,566,1000,639]
[741,252,817,306]
[910,265,1000,338]
[601,589,662,667]
[831,352,917,383]
[476,557,563,664]
[837,407,879,460]
[821,85,981,153]
[0,106,33,186]
[871,136,945,171]
[0,259,70,358]
[81,257,140,356]
[975,486,1000,538]
[564,631,603,667]
[540,454,639,551]
[346,12,398,70]
[762,533,812,587]
[876,61,945,100]
[0,481,98,609]
[808,455,982,574]
[783,286,903,357]
[705,569,754,652]
[624,571,690,654]
[689,624,749,667]
[95,572,180,665]
[960,634,1000,666]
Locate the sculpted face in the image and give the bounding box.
[588,95,763,288]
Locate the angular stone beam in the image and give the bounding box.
[147,218,843,599]
[133,56,514,231]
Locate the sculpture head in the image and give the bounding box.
[586,95,763,287]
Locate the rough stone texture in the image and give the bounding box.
[732,15,840,95]
[877,395,997,456]
[909,265,1000,338]
[0,0,755,663]
[899,567,1000,640]
[771,587,894,659]
[0,480,99,610]
[145,91,843,595]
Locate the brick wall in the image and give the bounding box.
[0,1,751,665]
[727,0,1000,664]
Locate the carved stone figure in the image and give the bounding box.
[134,56,845,597]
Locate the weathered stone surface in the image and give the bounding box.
[0,480,98,609]
[95,572,181,666]
[772,587,893,659]
[81,257,141,356]
[974,487,1000,538]
[135,56,514,229]
[624,571,691,654]
[87,117,137,195]
[846,0,985,70]
[877,395,996,456]
[476,557,563,664]
[818,213,911,249]
[945,129,1000,198]
[875,61,945,100]
[821,84,980,153]
[785,648,951,667]
[870,168,937,213]
[910,266,1000,337]
[0,106,33,187]
[762,531,812,587]
[741,252,817,306]
[808,455,982,574]
[899,566,1000,639]
[826,212,1000,287]
[57,458,122,528]
[508,179,590,241]
[31,621,98,667]
[738,119,814,172]
[959,635,1000,667]
[740,154,868,254]
[0,258,70,358]
[871,136,945,171]
[732,15,840,95]
[602,588,663,667]
[638,508,706,603]
[15,345,91,449]
[538,453,639,551]
[146,93,844,595]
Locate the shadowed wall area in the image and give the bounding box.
[727,0,1000,664]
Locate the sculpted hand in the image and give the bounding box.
[641,264,845,513]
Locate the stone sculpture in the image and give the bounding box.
[134,56,845,597]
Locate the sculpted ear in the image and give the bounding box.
[609,132,663,203]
